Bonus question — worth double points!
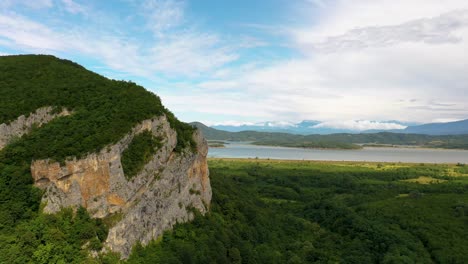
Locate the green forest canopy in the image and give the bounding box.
[126,159,468,264]
[0,55,196,160]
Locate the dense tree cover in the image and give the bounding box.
[121,131,162,179]
[456,163,468,174]
[193,122,468,149]
[0,55,195,160]
[126,160,468,263]
[0,55,196,257]
[0,207,107,264]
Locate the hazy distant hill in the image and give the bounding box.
[209,119,468,136]
[399,119,468,135]
[191,122,360,149]
[192,122,468,149]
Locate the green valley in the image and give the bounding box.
[125,159,468,263]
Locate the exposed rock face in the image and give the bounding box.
[30,115,211,258]
[0,106,70,150]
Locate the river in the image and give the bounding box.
[208,142,468,163]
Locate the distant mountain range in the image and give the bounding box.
[396,119,468,135]
[191,122,468,150]
[209,119,468,136]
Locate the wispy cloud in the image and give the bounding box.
[142,0,184,36]
[310,10,468,53]
[2,0,468,124]
[60,0,87,14]
[208,120,297,128]
[162,1,468,123]
[0,0,238,77]
[0,0,53,9]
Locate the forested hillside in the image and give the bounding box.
[0,55,195,160]
[0,55,196,262]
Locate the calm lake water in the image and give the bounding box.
[208,142,468,164]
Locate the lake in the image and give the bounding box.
[208,142,468,164]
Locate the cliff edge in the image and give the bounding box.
[29,115,211,258]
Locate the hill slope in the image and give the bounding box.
[400,119,468,135]
[0,55,211,261]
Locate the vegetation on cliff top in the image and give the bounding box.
[121,131,162,180]
[0,54,195,160]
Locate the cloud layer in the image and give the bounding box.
[311,10,468,53]
[171,0,468,124]
[1,0,467,125]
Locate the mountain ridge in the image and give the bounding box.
[192,122,468,150]
[209,119,468,135]
[397,119,468,135]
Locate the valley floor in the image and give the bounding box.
[125,159,468,263]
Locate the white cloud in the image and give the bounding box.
[197,80,239,90]
[6,0,89,14]
[60,0,86,14]
[172,0,468,123]
[147,33,238,76]
[313,120,407,131]
[142,0,184,35]
[2,0,467,124]
[310,10,468,53]
[263,121,297,128]
[207,121,256,127]
[0,14,67,51]
[296,0,468,40]
[0,0,53,9]
[430,118,464,123]
[202,120,297,128]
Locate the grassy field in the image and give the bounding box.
[124,159,468,264]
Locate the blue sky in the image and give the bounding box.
[1,0,468,131]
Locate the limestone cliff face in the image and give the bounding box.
[30,115,211,258]
[0,106,70,150]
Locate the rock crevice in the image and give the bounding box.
[0,106,71,150]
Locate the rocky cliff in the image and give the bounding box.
[0,106,70,150]
[29,114,211,258]
[0,55,211,260]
